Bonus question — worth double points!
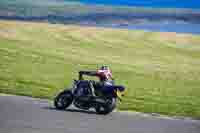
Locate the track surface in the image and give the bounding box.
[0,95,199,133]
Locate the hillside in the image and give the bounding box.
[0,20,200,118]
[0,0,200,26]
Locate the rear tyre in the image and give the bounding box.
[95,97,117,115]
[54,90,73,110]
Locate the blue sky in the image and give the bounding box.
[78,0,200,9]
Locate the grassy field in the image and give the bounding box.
[0,20,200,118]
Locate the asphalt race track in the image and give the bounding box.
[0,95,199,133]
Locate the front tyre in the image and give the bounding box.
[54,90,73,110]
[95,97,117,115]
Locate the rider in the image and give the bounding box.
[78,65,114,96]
[79,65,113,81]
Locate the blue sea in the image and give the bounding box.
[79,0,200,9]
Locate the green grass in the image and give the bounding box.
[0,20,200,118]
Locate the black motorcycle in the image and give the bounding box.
[54,76,126,115]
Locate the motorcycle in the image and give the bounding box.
[54,76,126,115]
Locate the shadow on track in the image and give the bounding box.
[42,106,98,115]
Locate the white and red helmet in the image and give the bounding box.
[97,66,112,80]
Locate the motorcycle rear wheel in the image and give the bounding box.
[54,90,73,110]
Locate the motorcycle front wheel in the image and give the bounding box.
[95,97,117,115]
[54,90,73,110]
